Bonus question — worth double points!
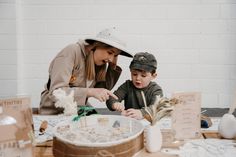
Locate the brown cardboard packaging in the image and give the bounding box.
[0,97,34,157]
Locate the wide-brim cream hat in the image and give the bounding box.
[85,28,133,58]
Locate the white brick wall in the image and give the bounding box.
[0,0,18,97]
[0,0,235,108]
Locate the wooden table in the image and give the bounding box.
[32,110,225,157]
[34,130,222,157]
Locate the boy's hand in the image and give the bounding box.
[122,108,143,120]
[112,102,124,112]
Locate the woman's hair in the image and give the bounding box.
[85,41,113,81]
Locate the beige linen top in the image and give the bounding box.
[39,40,122,115]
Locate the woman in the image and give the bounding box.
[39,28,133,115]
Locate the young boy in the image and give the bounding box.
[106,52,163,120]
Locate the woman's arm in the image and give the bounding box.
[47,44,89,105]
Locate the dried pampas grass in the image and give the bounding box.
[142,94,179,126]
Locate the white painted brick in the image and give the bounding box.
[0,51,17,64]
[228,20,236,33]
[0,65,17,79]
[0,3,16,19]
[0,80,17,96]
[22,4,168,20]
[137,34,194,50]
[201,93,218,108]
[20,79,46,94]
[200,20,229,34]
[158,49,199,64]
[21,0,202,5]
[119,20,201,35]
[22,5,89,19]
[0,20,16,34]
[0,35,17,49]
[229,80,236,93]
[15,79,45,107]
[114,21,171,35]
[220,4,236,18]
[87,5,167,20]
[164,35,194,49]
[158,79,200,93]
[0,0,235,108]
[194,4,220,19]
[198,79,230,93]
[229,66,236,79]
[168,20,201,34]
[140,35,168,49]
[44,20,94,35]
[30,95,41,108]
[192,65,230,79]
[0,0,15,3]
[227,34,236,49]
[21,52,46,64]
[167,5,196,19]
[219,93,235,108]
[21,35,76,49]
[23,64,49,79]
[158,64,192,79]
[193,34,233,49]
[199,49,230,65]
[201,0,233,4]
[42,50,62,64]
[21,20,46,35]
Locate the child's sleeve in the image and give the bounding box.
[106,81,128,111]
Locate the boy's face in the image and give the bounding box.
[130,69,157,89]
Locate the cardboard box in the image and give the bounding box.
[0,97,34,157]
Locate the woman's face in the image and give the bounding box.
[93,47,121,66]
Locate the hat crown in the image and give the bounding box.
[130,52,157,71]
[85,27,133,58]
[134,52,157,66]
[136,55,149,63]
[96,28,127,48]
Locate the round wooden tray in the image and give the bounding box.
[52,115,144,157]
[53,132,144,157]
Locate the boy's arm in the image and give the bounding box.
[106,81,129,111]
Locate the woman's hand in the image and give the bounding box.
[109,55,118,69]
[87,88,118,102]
[112,102,125,112]
[121,108,143,120]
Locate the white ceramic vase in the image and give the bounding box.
[144,123,163,153]
[218,113,236,139]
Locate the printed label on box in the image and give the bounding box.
[0,97,33,157]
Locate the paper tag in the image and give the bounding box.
[171,92,201,140]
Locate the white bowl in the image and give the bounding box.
[53,115,144,147]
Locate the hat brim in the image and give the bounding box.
[130,63,156,72]
[85,38,133,58]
